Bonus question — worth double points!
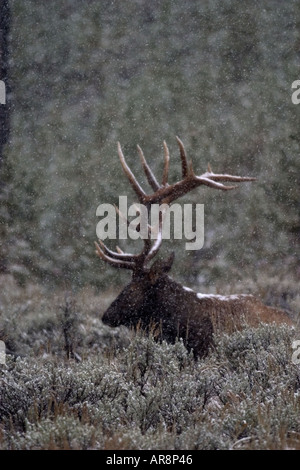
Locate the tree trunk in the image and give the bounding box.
[0,0,10,272]
[0,0,10,166]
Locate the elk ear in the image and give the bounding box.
[149,252,175,284]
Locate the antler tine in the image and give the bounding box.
[96,196,160,271]
[96,239,137,262]
[137,145,160,191]
[143,213,164,265]
[201,172,256,183]
[162,141,170,186]
[96,239,118,259]
[139,137,256,205]
[96,235,160,270]
[118,142,146,202]
[156,174,253,205]
[176,136,189,178]
[94,241,135,269]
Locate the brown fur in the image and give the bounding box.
[102,257,293,359]
[196,294,293,334]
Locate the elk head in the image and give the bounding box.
[95,137,281,359]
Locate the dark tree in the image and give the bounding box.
[0,0,10,272]
[0,0,10,166]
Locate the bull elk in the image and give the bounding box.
[96,137,292,358]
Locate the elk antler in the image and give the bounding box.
[118,136,255,206]
[96,137,255,272]
[95,210,164,272]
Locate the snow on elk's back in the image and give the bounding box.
[196,293,250,301]
[183,285,252,301]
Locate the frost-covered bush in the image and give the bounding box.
[1,320,299,450]
[8,416,103,450]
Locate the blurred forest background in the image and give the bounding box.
[0,0,299,293]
